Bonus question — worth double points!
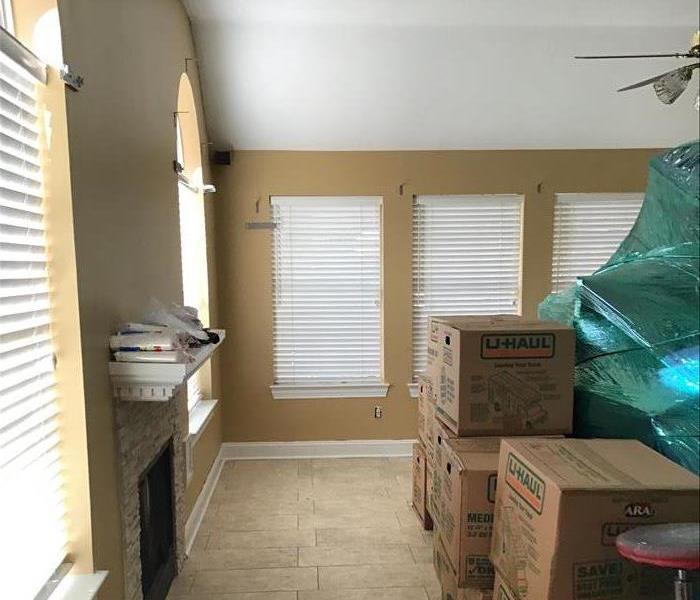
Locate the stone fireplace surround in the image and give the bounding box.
[115,392,188,600]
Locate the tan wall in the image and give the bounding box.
[11,1,222,597]
[214,149,657,443]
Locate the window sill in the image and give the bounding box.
[48,570,108,600]
[270,382,390,400]
[407,383,418,399]
[189,398,218,443]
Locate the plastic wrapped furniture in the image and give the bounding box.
[539,140,700,474]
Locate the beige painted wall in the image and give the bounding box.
[9,1,222,597]
[214,149,657,443]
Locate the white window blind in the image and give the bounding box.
[271,196,382,389]
[412,195,523,377]
[551,193,644,293]
[0,50,67,599]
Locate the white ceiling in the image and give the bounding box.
[184,0,700,150]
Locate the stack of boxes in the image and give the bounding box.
[413,375,437,529]
[411,315,699,600]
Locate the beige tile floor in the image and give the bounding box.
[168,457,441,600]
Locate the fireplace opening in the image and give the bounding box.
[139,442,176,600]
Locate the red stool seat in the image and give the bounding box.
[616,523,700,571]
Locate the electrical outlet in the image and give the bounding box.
[374,406,383,419]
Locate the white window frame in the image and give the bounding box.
[269,195,388,400]
[551,192,644,293]
[410,194,524,395]
[0,0,14,33]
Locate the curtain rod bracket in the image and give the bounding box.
[60,64,84,91]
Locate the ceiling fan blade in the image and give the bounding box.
[617,64,699,93]
[618,73,666,92]
[576,53,693,59]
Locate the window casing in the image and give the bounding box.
[0,45,67,599]
[412,194,523,378]
[271,196,385,398]
[551,193,644,293]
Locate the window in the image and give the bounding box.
[0,43,67,598]
[551,193,644,293]
[270,196,386,399]
[0,0,14,33]
[412,195,523,379]
[175,74,211,420]
[175,117,209,413]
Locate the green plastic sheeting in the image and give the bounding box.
[540,140,700,474]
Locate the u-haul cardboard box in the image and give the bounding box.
[412,442,433,530]
[493,571,517,600]
[426,455,435,526]
[419,374,436,406]
[431,416,460,522]
[491,438,700,600]
[418,378,438,464]
[431,417,502,528]
[425,317,447,400]
[435,436,503,588]
[434,316,574,436]
[434,536,494,600]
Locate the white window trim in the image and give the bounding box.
[46,570,108,600]
[0,0,15,33]
[271,382,390,400]
[188,398,218,441]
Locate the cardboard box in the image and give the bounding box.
[419,374,436,405]
[425,317,446,400]
[431,417,501,527]
[493,570,517,600]
[431,416,458,522]
[418,379,438,464]
[490,438,700,600]
[433,316,575,436]
[426,455,435,526]
[412,442,434,530]
[434,535,494,600]
[435,436,502,588]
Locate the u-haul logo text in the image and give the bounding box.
[505,453,545,514]
[481,333,555,359]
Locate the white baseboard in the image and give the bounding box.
[184,448,224,555]
[220,439,416,460]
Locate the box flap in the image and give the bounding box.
[506,438,699,491]
[446,437,502,471]
[438,315,572,332]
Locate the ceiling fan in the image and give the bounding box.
[576,31,700,107]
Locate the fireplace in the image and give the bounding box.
[115,395,187,600]
[139,442,176,600]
